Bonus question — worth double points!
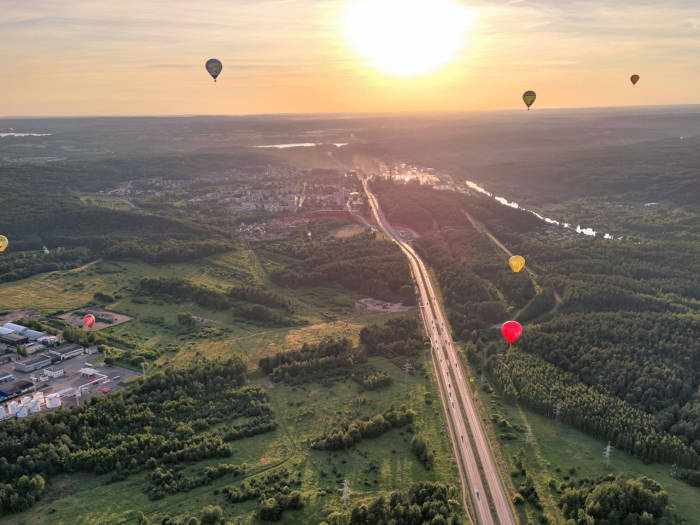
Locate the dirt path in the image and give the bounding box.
[463,209,567,325]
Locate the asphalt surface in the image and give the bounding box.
[363,179,516,525]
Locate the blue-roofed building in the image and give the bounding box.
[2,322,50,342]
[3,322,27,334]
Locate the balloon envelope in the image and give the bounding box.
[630,74,640,85]
[84,314,96,328]
[0,235,7,252]
[509,255,526,273]
[205,58,222,81]
[523,90,536,109]
[501,321,522,344]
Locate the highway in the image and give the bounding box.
[363,178,516,525]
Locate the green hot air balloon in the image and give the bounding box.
[523,90,536,110]
[630,74,640,85]
[205,58,223,82]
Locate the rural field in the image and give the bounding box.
[1,241,464,524]
[3,352,461,525]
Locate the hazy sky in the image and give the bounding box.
[2,0,700,116]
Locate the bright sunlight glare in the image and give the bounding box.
[344,0,473,76]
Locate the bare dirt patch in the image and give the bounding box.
[356,298,412,312]
[58,307,133,330]
[0,310,41,323]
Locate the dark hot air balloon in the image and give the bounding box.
[205,59,223,82]
[523,90,536,110]
[501,321,522,344]
[630,74,640,85]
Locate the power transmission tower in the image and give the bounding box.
[525,426,533,445]
[342,479,350,505]
[603,441,613,466]
[402,361,413,377]
[554,401,562,421]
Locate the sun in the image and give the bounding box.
[344,0,472,76]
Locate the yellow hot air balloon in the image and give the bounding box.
[509,255,525,273]
[523,90,536,110]
[630,74,640,85]
[0,235,8,253]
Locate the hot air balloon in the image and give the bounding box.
[630,74,640,86]
[0,235,7,253]
[84,314,96,328]
[523,90,536,110]
[509,255,526,273]
[501,321,522,344]
[205,59,223,82]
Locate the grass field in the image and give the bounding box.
[481,384,700,524]
[331,224,366,239]
[5,353,461,525]
[0,249,408,366]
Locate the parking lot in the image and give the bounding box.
[0,351,141,412]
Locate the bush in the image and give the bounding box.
[512,493,525,505]
[93,292,114,303]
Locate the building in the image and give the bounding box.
[0,333,29,348]
[49,344,84,361]
[3,322,55,343]
[38,335,59,346]
[45,367,65,379]
[14,354,52,373]
[25,342,47,355]
[0,380,33,401]
[2,323,27,334]
[85,345,99,355]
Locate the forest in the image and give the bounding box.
[258,337,367,386]
[359,317,425,357]
[559,475,673,524]
[372,180,700,484]
[139,277,300,326]
[266,230,414,303]
[341,482,463,525]
[0,358,277,515]
[310,407,415,450]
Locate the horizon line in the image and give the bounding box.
[2,103,700,120]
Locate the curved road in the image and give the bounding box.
[363,179,516,525]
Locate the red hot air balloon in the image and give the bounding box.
[501,321,522,344]
[84,314,96,328]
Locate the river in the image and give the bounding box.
[464,180,614,240]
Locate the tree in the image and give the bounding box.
[200,505,223,524]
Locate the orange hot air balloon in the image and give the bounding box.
[630,74,640,85]
[501,321,522,344]
[84,314,96,328]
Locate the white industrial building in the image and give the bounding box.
[45,367,65,379]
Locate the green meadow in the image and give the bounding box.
[481,384,700,524]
